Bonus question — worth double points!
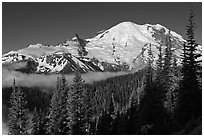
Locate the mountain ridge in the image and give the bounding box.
[2,21,187,74]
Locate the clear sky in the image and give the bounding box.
[2,2,202,53]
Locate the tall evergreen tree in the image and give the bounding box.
[46,79,60,134]
[182,9,201,89]
[69,64,86,134]
[162,30,177,113]
[154,31,179,133]
[138,44,168,134]
[63,87,73,135]
[83,86,94,134]
[8,79,29,135]
[155,44,164,92]
[170,54,180,110]
[137,44,154,132]
[46,75,71,135]
[145,43,154,89]
[174,9,202,128]
[58,74,72,134]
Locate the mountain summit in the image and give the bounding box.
[3,21,186,74]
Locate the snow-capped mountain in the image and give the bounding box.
[86,22,185,69]
[3,21,187,74]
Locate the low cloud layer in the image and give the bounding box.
[2,68,127,88]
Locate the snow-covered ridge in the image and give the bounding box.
[3,21,187,74]
[85,21,185,69]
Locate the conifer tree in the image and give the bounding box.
[46,77,61,134]
[63,88,73,134]
[138,44,168,134]
[46,74,71,135]
[163,31,173,84]
[155,44,164,91]
[182,9,201,89]
[137,44,154,131]
[174,9,202,127]
[145,43,154,89]
[170,54,180,110]
[69,64,86,134]
[58,74,71,134]
[83,86,94,134]
[8,79,29,135]
[162,30,177,113]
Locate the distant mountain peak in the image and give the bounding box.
[3,21,189,74]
